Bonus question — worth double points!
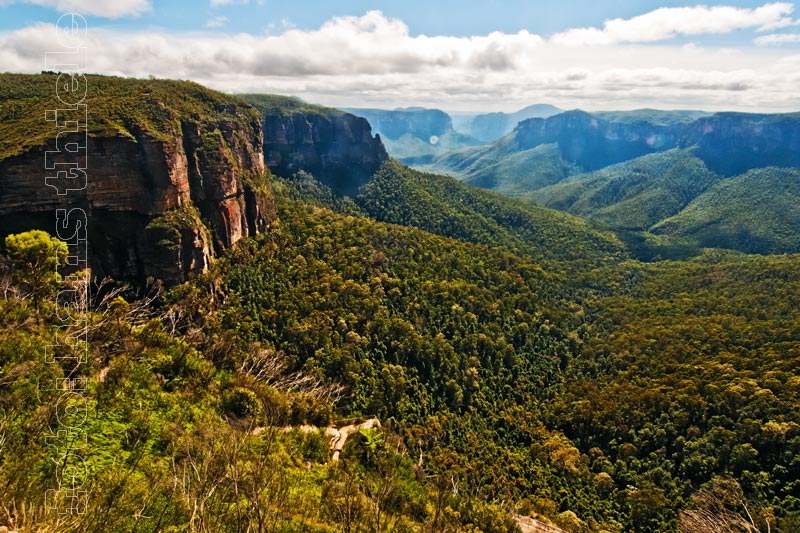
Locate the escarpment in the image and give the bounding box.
[242,94,388,196]
[0,74,275,285]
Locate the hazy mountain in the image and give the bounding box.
[593,108,711,125]
[342,106,481,160]
[420,107,800,255]
[467,103,563,142]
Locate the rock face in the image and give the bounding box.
[515,110,682,171]
[261,110,388,196]
[684,113,800,176]
[514,110,800,175]
[0,115,275,285]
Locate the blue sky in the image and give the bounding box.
[1,1,800,111]
[1,0,793,39]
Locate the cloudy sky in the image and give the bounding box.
[2,0,800,112]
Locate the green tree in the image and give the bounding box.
[4,230,68,314]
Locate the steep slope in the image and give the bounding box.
[651,167,800,254]
[530,149,722,230]
[242,95,388,196]
[687,112,800,176]
[416,134,583,196]
[0,73,275,284]
[420,109,683,191]
[357,160,625,268]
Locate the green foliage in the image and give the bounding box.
[273,171,364,216]
[4,229,68,309]
[419,137,583,194]
[0,72,263,158]
[652,167,800,254]
[358,160,625,269]
[530,149,722,230]
[545,254,800,531]
[145,205,210,250]
[240,93,345,119]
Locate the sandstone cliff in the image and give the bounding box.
[513,110,800,176]
[243,95,388,196]
[0,74,275,285]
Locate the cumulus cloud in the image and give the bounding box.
[0,8,798,111]
[552,2,795,45]
[0,0,150,18]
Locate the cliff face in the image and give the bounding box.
[514,110,800,175]
[684,113,800,176]
[0,75,275,285]
[515,110,682,171]
[254,102,388,196]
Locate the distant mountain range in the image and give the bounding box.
[342,103,565,160]
[465,103,564,142]
[417,108,800,256]
[342,106,482,160]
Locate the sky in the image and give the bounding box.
[1,0,800,112]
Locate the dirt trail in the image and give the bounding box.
[277,418,381,461]
[513,514,567,533]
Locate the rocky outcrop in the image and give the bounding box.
[261,111,388,196]
[0,114,275,285]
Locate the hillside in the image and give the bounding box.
[529,155,800,255]
[425,109,800,191]
[530,149,722,230]
[356,160,625,269]
[246,97,626,268]
[652,167,800,254]
[4,173,800,532]
[416,135,583,196]
[423,108,800,256]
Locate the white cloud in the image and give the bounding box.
[755,32,800,45]
[0,9,799,112]
[552,2,795,45]
[0,0,150,18]
[204,15,229,28]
